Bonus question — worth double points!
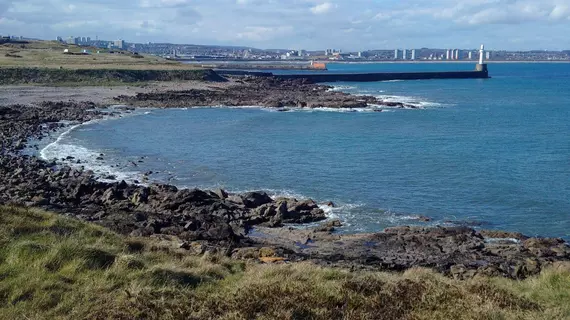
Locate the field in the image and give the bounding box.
[0,206,569,320]
[0,40,198,70]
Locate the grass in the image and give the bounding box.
[0,40,199,70]
[0,205,569,319]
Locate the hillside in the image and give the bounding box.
[0,206,569,319]
[0,40,199,70]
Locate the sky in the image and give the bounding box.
[1,0,570,51]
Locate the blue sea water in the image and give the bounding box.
[42,63,570,239]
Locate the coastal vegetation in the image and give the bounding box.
[0,40,194,70]
[1,205,569,320]
[0,40,215,85]
[0,67,224,85]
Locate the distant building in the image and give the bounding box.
[81,37,87,43]
[402,49,407,60]
[325,49,333,56]
[66,36,77,45]
[56,36,63,42]
[454,49,460,60]
[468,51,473,60]
[114,39,125,49]
[486,51,491,60]
[446,50,451,60]
[87,37,91,43]
[394,49,399,59]
[298,50,306,57]
[411,49,416,60]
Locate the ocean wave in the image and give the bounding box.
[328,85,357,92]
[41,140,140,182]
[223,187,365,221]
[39,112,145,183]
[296,107,378,113]
[375,95,446,108]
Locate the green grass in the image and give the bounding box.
[0,68,221,85]
[0,40,197,70]
[0,206,569,320]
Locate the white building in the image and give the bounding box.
[402,49,407,60]
[446,50,451,60]
[394,49,399,59]
[114,40,125,49]
[411,49,416,60]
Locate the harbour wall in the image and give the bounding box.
[274,69,489,83]
[216,65,489,83]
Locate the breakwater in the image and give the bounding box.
[276,67,489,83]
[217,64,489,83]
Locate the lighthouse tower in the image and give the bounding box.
[476,44,488,73]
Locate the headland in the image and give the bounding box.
[1,40,569,319]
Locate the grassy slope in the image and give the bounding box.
[0,206,569,320]
[0,40,197,70]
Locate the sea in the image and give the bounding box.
[39,63,570,239]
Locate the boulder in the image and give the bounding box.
[241,191,273,208]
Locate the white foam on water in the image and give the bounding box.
[39,112,145,183]
[328,85,357,92]
[207,105,383,113]
[299,107,376,113]
[381,80,405,83]
[224,187,365,221]
[41,140,140,182]
[327,85,445,110]
[375,94,446,109]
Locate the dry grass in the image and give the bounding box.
[0,40,200,70]
[0,205,568,320]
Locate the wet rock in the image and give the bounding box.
[315,219,343,233]
[241,191,273,208]
[480,230,528,241]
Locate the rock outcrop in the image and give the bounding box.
[114,77,417,110]
[1,96,569,281]
[246,225,570,280]
[0,102,326,244]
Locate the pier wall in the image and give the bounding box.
[274,69,489,83]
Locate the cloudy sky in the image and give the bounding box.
[1,0,569,51]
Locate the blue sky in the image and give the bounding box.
[1,0,569,51]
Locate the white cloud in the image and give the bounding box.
[0,0,569,50]
[237,25,294,41]
[310,2,334,15]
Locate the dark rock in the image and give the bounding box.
[480,230,529,241]
[241,191,273,208]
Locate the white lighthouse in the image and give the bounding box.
[476,44,488,73]
[479,44,485,64]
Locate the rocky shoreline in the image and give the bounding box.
[1,78,569,280]
[115,76,417,110]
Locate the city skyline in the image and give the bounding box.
[1,1,570,51]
